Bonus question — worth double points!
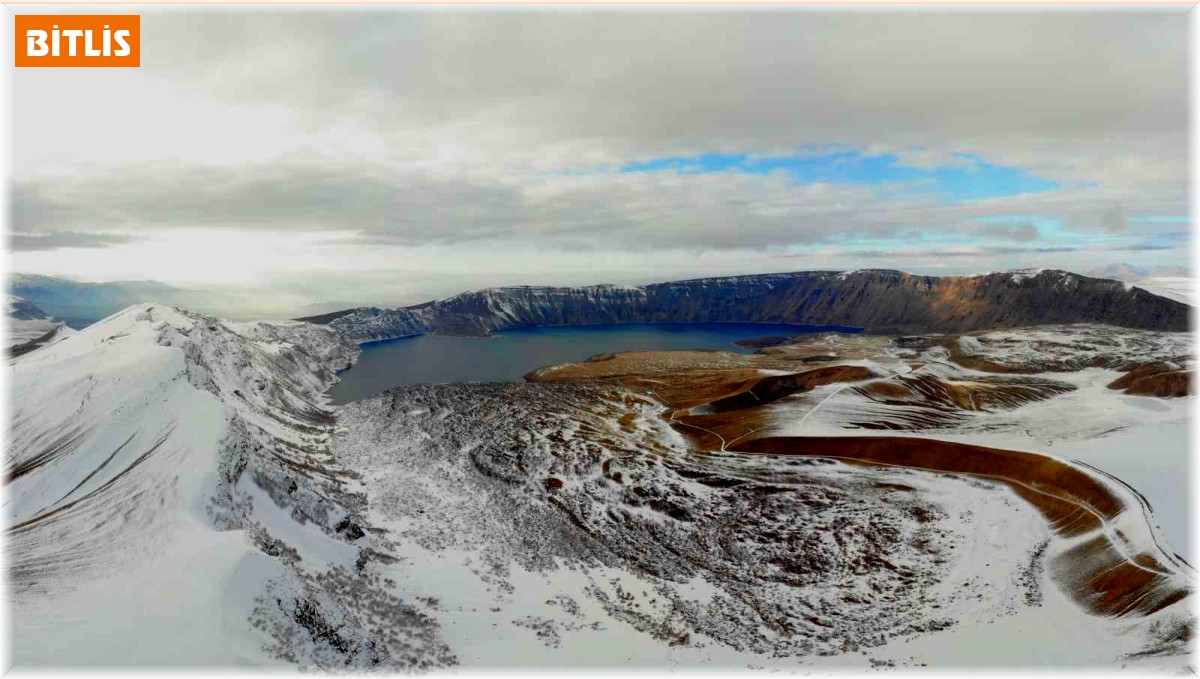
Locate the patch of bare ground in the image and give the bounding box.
[755,332,897,362]
[532,355,881,451]
[1052,534,1189,617]
[7,326,64,358]
[665,366,879,450]
[528,350,792,410]
[1107,363,1192,398]
[529,351,875,411]
[846,374,1076,430]
[670,407,772,452]
[704,365,878,414]
[948,347,1045,374]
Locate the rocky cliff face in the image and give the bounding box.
[324,306,428,344]
[312,269,1190,344]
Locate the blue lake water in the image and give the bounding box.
[326,322,859,405]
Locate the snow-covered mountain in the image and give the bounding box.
[1085,263,1191,283]
[7,302,1194,669]
[5,294,75,353]
[310,269,1190,345]
[7,304,456,669]
[304,305,429,344]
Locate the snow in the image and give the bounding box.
[6,304,421,670]
[861,472,1142,668]
[937,372,1191,560]
[1007,267,1048,282]
[770,339,1193,559]
[582,323,1196,667]
[4,320,71,349]
[4,294,74,349]
[8,306,281,666]
[7,306,1193,670]
[12,517,288,667]
[329,376,1191,669]
[1136,277,1195,306]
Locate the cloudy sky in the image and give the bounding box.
[9,7,1190,314]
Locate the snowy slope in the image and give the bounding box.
[7,304,454,670]
[329,380,1192,670]
[5,295,74,351]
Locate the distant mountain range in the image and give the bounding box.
[5,294,75,353]
[1085,263,1190,283]
[302,269,1191,344]
[8,274,370,327]
[9,274,195,328]
[1083,264,1194,305]
[10,272,313,324]
[13,268,1191,338]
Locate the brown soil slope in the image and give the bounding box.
[1108,364,1193,398]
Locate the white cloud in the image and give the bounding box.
[7,6,1190,309]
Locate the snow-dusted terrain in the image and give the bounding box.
[749,327,1193,556]
[5,295,74,352]
[5,304,1194,671]
[8,305,453,669]
[524,324,1197,668]
[331,380,1192,669]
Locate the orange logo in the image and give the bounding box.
[15,15,140,67]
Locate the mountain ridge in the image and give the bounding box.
[301,268,1191,344]
[9,274,192,328]
[1085,263,1191,282]
[8,303,460,669]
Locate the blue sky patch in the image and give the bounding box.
[1128,215,1190,224]
[618,151,1061,203]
